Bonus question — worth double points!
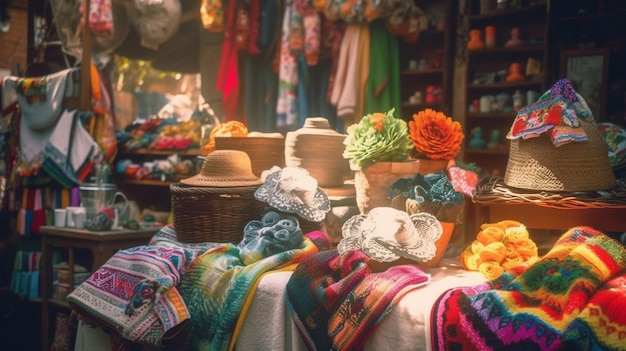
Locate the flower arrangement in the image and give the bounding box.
[409,108,464,160]
[461,220,539,280]
[343,108,414,170]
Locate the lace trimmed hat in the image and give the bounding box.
[254,166,331,222]
[337,207,442,263]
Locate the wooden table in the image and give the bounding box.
[474,202,626,233]
[38,226,159,351]
[472,178,626,235]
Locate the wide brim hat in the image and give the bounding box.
[504,79,616,192]
[180,150,263,187]
[92,1,131,54]
[254,166,331,222]
[337,207,442,263]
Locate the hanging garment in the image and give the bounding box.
[364,19,401,115]
[42,109,101,188]
[276,3,299,131]
[3,68,75,176]
[216,0,242,122]
[330,24,369,125]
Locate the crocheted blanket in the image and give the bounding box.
[431,226,626,351]
[176,230,330,351]
[286,249,432,350]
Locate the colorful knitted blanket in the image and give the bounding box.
[286,249,432,351]
[175,230,331,351]
[431,226,626,351]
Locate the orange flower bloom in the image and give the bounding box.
[369,112,386,132]
[409,109,464,160]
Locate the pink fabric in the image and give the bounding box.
[216,0,241,122]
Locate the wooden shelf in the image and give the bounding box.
[467,81,543,90]
[118,148,203,157]
[117,178,178,187]
[401,68,444,76]
[469,4,547,21]
[468,45,545,55]
[462,0,549,179]
[399,0,456,117]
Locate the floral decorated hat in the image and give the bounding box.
[337,207,442,263]
[254,166,331,222]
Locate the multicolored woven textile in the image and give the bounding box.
[431,226,626,351]
[176,230,331,351]
[67,225,218,348]
[287,249,432,351]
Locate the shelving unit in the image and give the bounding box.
[461,1,550,177]
[115,148,203,212]
[399,0,457,119]
[548,0,626,126]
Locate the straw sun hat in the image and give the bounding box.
[180,150,263,187]
[504,79,616,192]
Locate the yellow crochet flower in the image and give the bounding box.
[461,220,539,280]
[479,262,504,281]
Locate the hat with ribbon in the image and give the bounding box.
[337,207,442,263]
[504,78,616,192]
[180,150,263,187]
[254,166,331,222]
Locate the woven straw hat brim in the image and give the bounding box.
[504,121,616,192]
[180,150,263,187]
[179,174,263,187]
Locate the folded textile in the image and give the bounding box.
[66,225,218,348]
[432,226,626,351]
[287,249,431,351]
[176,230,331,351]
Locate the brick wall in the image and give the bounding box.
[0,1,28,74]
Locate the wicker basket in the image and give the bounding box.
[215,136,286,177]
[170,183,264,243]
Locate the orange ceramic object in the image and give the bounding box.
[467,29,485,50]
[505,62,525,83]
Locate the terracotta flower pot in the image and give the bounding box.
[353,159,448,214]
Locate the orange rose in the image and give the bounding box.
[409,109,464,160]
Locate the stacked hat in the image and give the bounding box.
[171,150,264,243]
[504,79,616,192]
[284,117,351,188]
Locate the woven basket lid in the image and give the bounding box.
[504,120,616,192]
[180,150,263,187]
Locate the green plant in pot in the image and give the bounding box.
[342,108,414,171]
[342,108,417,214]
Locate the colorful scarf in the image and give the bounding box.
[432,226,626,351]
[287,249,431,350]
[176,230,331,351]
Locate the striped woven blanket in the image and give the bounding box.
[175,230,331,351]
[286,249,432,350]
[431,226,626,351]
